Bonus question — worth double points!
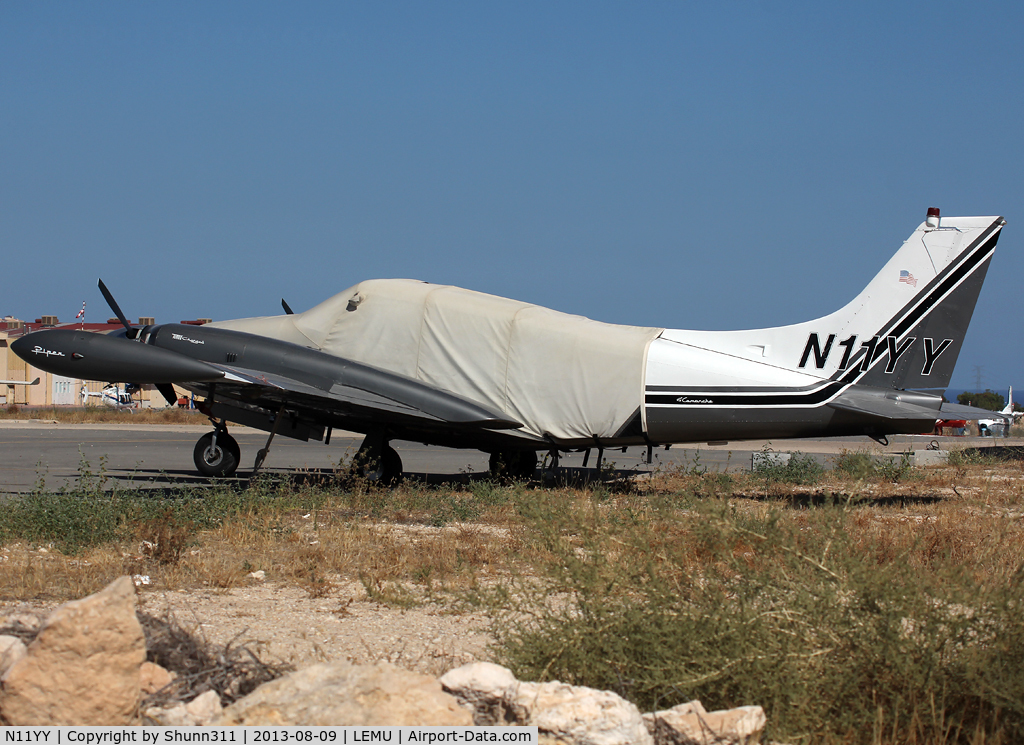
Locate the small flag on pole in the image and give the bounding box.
[76,302,86,319]
[899,270,917,287]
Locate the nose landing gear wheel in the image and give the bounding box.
[194,431,241,477]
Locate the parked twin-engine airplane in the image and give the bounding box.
[12,209,1006,482]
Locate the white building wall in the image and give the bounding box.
[52,375,76,405]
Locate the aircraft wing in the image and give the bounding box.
[199,361,523,434]
[9,323,523,443]
[0,378,40,386]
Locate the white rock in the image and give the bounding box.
[216,661,473,726]
[440,662,519,724]
[642,700,706,736]
[144,703,196,726]
[644,700,766,745]
[0,576,146,725]
[442,663,652,744]
[186,690,223,724]
[513,680,653,745]
[0,636,27,676]
[139,661,176,695]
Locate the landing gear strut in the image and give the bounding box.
[193,425,240,478]
[252,404,287,477]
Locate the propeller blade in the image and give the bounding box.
[281,298,294,315]
[156,383,179,407]
[98,279,135,337]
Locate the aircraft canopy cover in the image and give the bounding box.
[211,279,663,442]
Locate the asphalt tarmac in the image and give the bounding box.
[0,420,1010,494]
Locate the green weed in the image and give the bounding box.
[752,450,825,485]
[833,450,921,483]
[487,495,1024,744]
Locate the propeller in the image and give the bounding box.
[156,383,180,408]
[97,278,179,407]
[98,279,136,338]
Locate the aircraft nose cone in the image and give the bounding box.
[10,334,39,360]
[10,330,78,374]
[12,326,225,384]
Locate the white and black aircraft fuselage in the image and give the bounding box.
[12,209,1007,481]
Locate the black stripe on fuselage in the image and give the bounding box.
[645,220,1002,410]
[646,382,845,408]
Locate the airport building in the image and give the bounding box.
[1,314,204,408]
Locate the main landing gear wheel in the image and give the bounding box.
[356,444,404,486]
[193,431,240,478]
[380,445,403,486]
[489,450,538,481]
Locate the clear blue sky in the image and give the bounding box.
[2,2,1020,391]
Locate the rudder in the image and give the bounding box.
[855,213,1003,392]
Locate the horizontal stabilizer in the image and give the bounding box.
[828,387,942,421]
[937,402,1010,421]
[828,386,1010,423]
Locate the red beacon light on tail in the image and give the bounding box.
[926,206,941,229]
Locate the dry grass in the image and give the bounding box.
[0,452,1020,600]
[0,544,127,602]
[483,456,1024,743]
[0,479,529,602]
[2,454,1023,741]
[1,455,1021,602]
[641,450,1024,581]
[139,610,291,710]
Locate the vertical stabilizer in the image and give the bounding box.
[651,211,1005,395]
[854,213,1004,391]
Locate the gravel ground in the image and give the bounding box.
[140,582,493,674]
[0,581,494,678]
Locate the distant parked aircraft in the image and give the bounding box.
[81,382,139,410]
[978,386,1019,435]
[1,377,40,405]
[1,378,40,386]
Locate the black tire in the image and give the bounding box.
[193,431,240,477]
[380,445,403,486]
[489,450,537,481]
[356,444,404,486]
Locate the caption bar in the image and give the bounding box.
[1,728,538,744]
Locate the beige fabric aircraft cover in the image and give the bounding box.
[210,279,662,442]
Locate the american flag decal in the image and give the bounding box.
[899,270,918,287]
